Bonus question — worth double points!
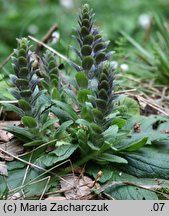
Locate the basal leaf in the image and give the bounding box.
[104,170,158,200]
[117,137,148,152]
[123,115,169,143]
[121,145,169,178]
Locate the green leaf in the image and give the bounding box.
[97,153,128,164]
[18,56,27,66]
[112,118,126,128]
[91,123,103,134]
[81,45,92,56]
[95,52,106,64]
[82,56,94,70]
[98,89,108,100]
[5,126,34,141]
[42,144,78,166]
[54,120,73,138]
[52,100,79,120]
[75,72,88,88]
[63,88,78,104]
[119,97,140,116]
[82,20,90,29]
[22,116,37,128]
[117,137,148,152]
[83,35,94,45]
[4,165,48,198]
[20,90,32,97]
[87,141,100,151]
[122,145,169,178]
[75,119,91,127]
[80,26,89,37]
[81,105,93,122]
[51,88,61,100]
[123,115,169,143]
[51,107,71,122]
[40,118,59,132]
[94,42,104,53]
[92,108,104,120]
[100,141,114,152]
[18,99,31,111]
[96,99,107,110]
[77,89,92,103]
[104,170,158,200]
[102,125,119,143]
[3,103,24,117]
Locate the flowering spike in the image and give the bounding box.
[11,38,41,117]
[73,4,111,85]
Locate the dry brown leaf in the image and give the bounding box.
[0,129,13,142]
[0,121,20,142]
[60,174,96,200]
[0,161,8,176]
[45,196,66,200]
[0,139,24,161]
[48,112,60,128]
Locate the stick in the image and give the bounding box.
[0,51,14,70]
[35,24,58,53]
[28,35,81,71]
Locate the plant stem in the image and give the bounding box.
[61,151,98,174]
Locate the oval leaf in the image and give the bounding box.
[22,116,37,128]
[75,72,88,88]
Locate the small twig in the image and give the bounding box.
[0,147,46,172]
[114,89,137,95]
[26,180,95,199]
[28,35,81,70]
[19,135,71,157]
[21,152,33,191]
[36,24,58,54]
[8,158,75,195]
[98,181,169,200]
[0,51,14,70]
[0,147,76,192]
[126,75,160,94]
[0,100,18,104]
[40,176,51,200]
[29,35,71,62]
[127,93,169,116]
